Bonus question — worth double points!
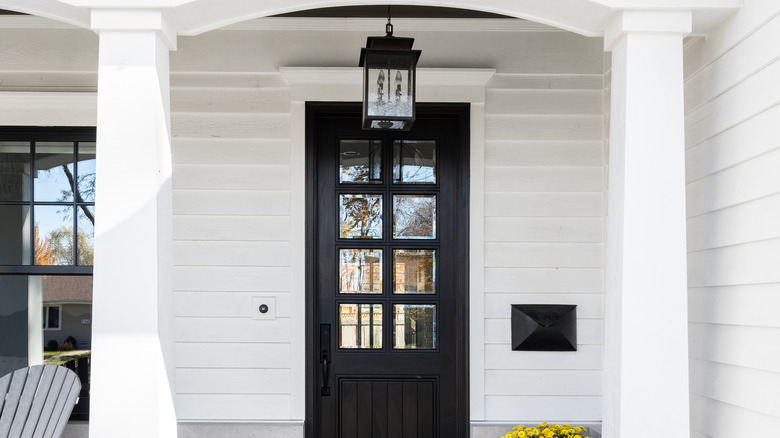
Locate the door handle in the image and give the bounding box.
[320,323,331,396]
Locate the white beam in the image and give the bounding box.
[603,10,691,438]
[89,9,177,437]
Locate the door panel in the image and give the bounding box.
[307,103,469,438]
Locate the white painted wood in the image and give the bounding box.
[688,323,780,373]
[485,242,603,268]
[604,12,691,438]
[173,266,291,292]
[485,141,604,167]
[469,102,488,421]
[690,393,780,437]
[173,241,291,266]
[173,139,291,165]
[175,317,291,343]
[484,293,603,319]
[486,89,603,115]
[173,216,291,241]
[485,192,604,217]
[485,115,604,141]
[176,369,291,394]
[687,239,780,288]
[485,166,603,192]
[488,73,605,90]
[0,92,96,126]
[173,164,290,191]
[484,345,603,370]
[173,190,290,216]
[171,113,291,139]
[688,284,780,327]
[689,358,780,417]
[685,108,780,184]
[685,13,780,112]
[484,370,602,395]
[485,217,603,243]
[176,394,291,420]
[686,59,780,148]
[686,149,780,217]
[175,343,291,369]
[484,396,601,421]
[89,16,177,437]
[687,194,780,252]
[484,268,604,293]
[174,292,291,318]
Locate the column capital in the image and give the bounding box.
[604,10,692,51]
[91,8,178,50]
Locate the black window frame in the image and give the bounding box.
[0,127,96,276]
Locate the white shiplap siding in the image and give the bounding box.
[170,71,296,420]
[684,2,780,436]
[482,71,605,422]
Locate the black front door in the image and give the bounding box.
[306,103,470,438]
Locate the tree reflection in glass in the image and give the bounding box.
[393,304,436,349]
[340,194,383,239]
[393,194,436,239]
[340,249,382,294]
[393,140,436,184]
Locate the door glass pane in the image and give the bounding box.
[394,249,435,294]
[0,141,31,201]
[393,304,436,350]
[77,206,95,266]
[0,205,31,265]
[393,195,436,239]
[340,303,383,349]
[340,140,382,184]
[340,194,383,239]
[77,142,96,202]
[393,140,436,184]
[34,142,74,202]
[34,205,74,266]
[340,249,382,294]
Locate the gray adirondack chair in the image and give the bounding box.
[0,365,81,438]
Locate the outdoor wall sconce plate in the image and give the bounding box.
[358,7,421,130]
[511,304,577,351]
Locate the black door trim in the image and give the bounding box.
[305,102,470,438]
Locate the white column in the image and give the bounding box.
[89,9,177,437]
[603,11,691,438]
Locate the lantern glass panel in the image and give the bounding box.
[365,51,415,119]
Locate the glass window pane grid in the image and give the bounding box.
[0,135,95,268]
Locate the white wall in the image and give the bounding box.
[0,16,606,428]
[684,1,780,436]
[168,19,606,425]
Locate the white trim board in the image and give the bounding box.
[0,91,97,126]
[281,66,494,420]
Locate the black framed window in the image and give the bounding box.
[0,127,96,275]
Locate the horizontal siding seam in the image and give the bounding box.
[686,191,780,220]
[685,101,780,150]
[686,235,780,254]
[683,9,780,86]
[685,144,780,184]
[687,392,780,419]
[684,54,780,114]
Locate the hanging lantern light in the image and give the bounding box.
[359,7,421,130]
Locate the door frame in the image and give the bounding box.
[304,102,471,437]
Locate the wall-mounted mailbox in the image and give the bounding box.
[511,304,577,351]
